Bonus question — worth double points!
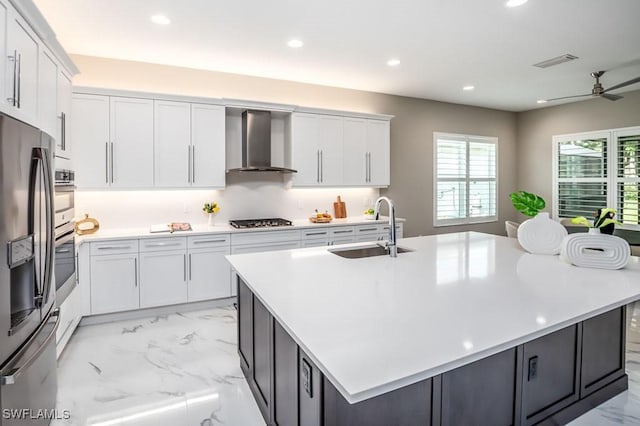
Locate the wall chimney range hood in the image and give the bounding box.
[227,110,297,173]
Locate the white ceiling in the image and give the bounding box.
[33,0,640,112]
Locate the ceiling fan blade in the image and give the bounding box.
[544,93,591,102]
[603,76,640,93]
[601,93,623,101]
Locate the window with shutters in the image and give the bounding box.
[552,126,640,228]
[434,133,498,226]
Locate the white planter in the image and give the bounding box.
[517,212,567,255]
[207,213,216,226]
[560,228,630,270]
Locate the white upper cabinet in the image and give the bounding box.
[37,48,57,138]
[291,113,344,187]
[292,112,390,187]
[110,97,154,188]
[154,100,191,187]
[154,101,225,188]
[366,119,391,186]
[72,94,110,188]
[56,70,72,159]
[0,0,7,103]
[191,103,225,188]
[342,118,390,186]
[5,10,38,122]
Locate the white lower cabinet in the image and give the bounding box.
[90,251,139,315]
[187,235,231,302]
[55,281,82,358]
[139,237,188,308]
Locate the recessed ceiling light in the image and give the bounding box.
[150,14,170,25]
[537,99,548,104]
[287,39,304,48]
[387,59,400,67]
[505,0,528,7]
[463,85,475,91]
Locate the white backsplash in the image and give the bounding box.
[75,173,380,229]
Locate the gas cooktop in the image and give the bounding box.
[229,218,293,229]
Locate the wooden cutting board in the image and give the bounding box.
[333,196,347,218]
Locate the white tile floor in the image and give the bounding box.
[53,304,640,426]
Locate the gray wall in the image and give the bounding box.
[516,89,640,219]
[71,55,519,238]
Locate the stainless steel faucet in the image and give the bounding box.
[374,196,397,257]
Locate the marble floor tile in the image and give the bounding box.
[52,306,264,426]
[54,302,640,426]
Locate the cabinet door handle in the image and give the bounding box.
[105,142,109,183]
[183,254,187,282]
[188,253,192,281]
[320,150,324,183]
[59,112,67,151]
[97,245,132,251]
[16,53,21,109]
[317,150,320,183]
[144,242,182,247]
[191,145,196,183]
[110,143,114,184]
[7,50,17,106]
[305,232,327,236]
[359,227,377,232]
[333,230,353,234]
[187,146,191,183]
[193,239,227,244]
[134,257,138,287]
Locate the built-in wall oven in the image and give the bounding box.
[54,169,76,305]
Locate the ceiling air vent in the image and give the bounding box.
[533,54,579,69]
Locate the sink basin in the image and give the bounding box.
[329,244,413,259]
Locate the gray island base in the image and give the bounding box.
[238,278,627,426]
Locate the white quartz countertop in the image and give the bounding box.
[76,216,402,244]
[225,231,640,404]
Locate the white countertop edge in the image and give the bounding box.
[77,216,405,244]
[231,251,636,404]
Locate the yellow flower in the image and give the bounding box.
[203,202,220,214]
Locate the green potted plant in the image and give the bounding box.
[570,208,619,235]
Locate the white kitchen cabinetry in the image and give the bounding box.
[56,280,82,357]
[37,48,57,137]
[72,94,110,187]
[5,9,38,122]
[89,240,139,315]
[291,113,343,186]
[56,69,72,159]
[187,234,231,301]
[139,237,188,308]
[301,228,330,247]
[354,223,403,242]
[343,118,390,186]
[328,226,356,245]
[191,103,225,188]
[154,100,191,187]
[74,95,154,188]
[110,97,154,187]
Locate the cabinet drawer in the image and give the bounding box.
[231,230,301,246]
[91,239,138,255]
[140,236,187,252]
[188,234,230,249]
[328,226,355,238]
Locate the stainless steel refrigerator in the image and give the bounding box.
[0,113,59,425]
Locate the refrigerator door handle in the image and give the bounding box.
[0,309,60,386]
[32,147,55,307]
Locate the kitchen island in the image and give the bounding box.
[225,232,640,425]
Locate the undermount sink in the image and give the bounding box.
[329,244,413,259]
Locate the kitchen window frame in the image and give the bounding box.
[433,132,499,227]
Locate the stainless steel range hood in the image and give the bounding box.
[227,110,297,173]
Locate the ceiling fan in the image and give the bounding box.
[543,71,640,102]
